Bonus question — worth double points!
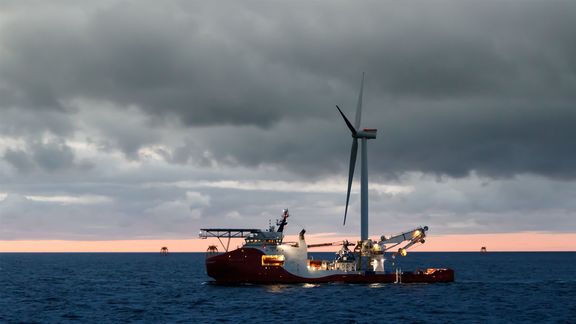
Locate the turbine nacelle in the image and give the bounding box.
[336,105,377,139]
[355,129,377,139]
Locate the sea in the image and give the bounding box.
[1,252,575,323]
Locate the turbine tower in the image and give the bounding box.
[337,73,377,242]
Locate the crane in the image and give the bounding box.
[379,226,428,256]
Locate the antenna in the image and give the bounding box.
[336,73,377,241]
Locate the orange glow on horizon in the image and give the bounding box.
[0,232,575,252]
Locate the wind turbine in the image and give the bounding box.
[336,73,377,242]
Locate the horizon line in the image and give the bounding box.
[1,232,575,252]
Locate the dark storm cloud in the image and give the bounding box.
[2,140,91,174]
[0,1,338,127]
[0,108,74,137]
[1,0,576,180]
[3,149,34,173]
[376,100,576,179]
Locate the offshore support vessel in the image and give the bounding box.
[200,210,453,284]
[200,74,454,284]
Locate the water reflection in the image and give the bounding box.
[266,284,291,293]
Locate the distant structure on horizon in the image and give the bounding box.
[480,246,487,253]
[160,247,169,255]
[206,245,218,255]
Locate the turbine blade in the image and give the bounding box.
[344,138,358,225]
[336,105,357,135]
[354,72,365,130]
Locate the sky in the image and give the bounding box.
[1,0,575,252]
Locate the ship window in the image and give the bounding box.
[307,260,323,271]
[261,255,285,266]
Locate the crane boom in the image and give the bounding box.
[379,226,428,254]
[307,240,355,249]
[380,226,428,244]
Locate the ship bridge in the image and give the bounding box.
[244,231,284,246]
[199,209,290,252]
[199,228,284,252]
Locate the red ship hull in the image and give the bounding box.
[206,248,454,284]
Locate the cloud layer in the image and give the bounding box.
[1,1,575,241]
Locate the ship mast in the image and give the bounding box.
[337,73,377,241]
[276,209,289,233]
